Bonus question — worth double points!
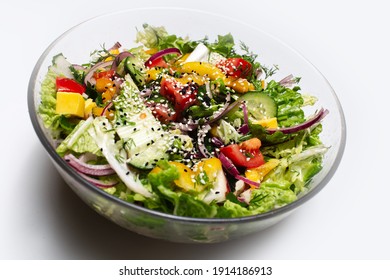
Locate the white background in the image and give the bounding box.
[1,0,389,260]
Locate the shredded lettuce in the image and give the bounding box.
[216,120,241,145]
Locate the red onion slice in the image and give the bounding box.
[242,101,249,125]
[218,152,240,177]
[279,74,295,87]
[72,64,87,71]
[238,124,250,134]
[267,108,329,134]
[111,51,133,71]
[145,48,181,67]
[206,93,231,124]
[235,175,260,188]
[197,124,212,158]
[211,137,224,147]
[84,61,113,86]
[234,101,250,134]
[108,41,122,51]
[64,154,115,176]
[101,101,114,117]
[218,153,260,188]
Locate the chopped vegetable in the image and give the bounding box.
[38,24,328,218]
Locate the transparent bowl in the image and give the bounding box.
[28,8,346,243]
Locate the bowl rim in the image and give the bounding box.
[28,6,347,224]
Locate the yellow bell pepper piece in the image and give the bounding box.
[56,92,85,118]
[194,157,222,180]
[224,77,255,93]
[146,68,163,82]
[84,98,97,119]
[145,48,158,55]
[180,62,225,81]
[149,158,224,193]
[252,117,278,129]
[179,62,254,93]
[95,77,114,93]
[245,159,280,188]
[92,106,104,117]
[92,106,114,120]
[175,53,191,65]
[175,73,206,86]
[169,161,197,192]
[104,49,120,62]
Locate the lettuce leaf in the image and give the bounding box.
[148,161,217,217]
[217,186,296,218]
[56,117,102,157]
[135,24,198,54]
[207,33,235,57]
[38,69,62,138]
[264,80,305,127]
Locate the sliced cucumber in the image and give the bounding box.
[226,91,277,121]
[125,56,146,86]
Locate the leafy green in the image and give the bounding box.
[69,65,86,85]
[148,160,180,190]
[216,120,241,144]
[249,123,291,145]
[216,185,296,218]
[264,80,305,127]
[135,24,198,54]
[249,187,296,212]
[56,117,102,157]
[37,69,62,138]
[147,161,218,217]
[207,33,235,57]
[174,193,218,218]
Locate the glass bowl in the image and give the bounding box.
[28,8,346,243]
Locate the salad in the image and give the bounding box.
[38,24,328,218]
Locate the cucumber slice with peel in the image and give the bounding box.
[227,91,277,121]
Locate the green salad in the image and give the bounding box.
[38,24,328,218]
